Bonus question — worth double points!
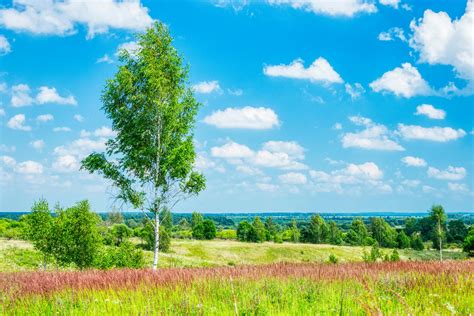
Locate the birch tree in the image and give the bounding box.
[81,22,205,270]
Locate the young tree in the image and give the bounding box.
[370,217,397,248]
[327,221,342,245]
[202,219,217,240]
[191,212,205,240]
[430,205,447,260]
[237,221,252,242]
[251,216,266,243]
[308,215,328,244]
[111,223,133,246]
[107,210,124,225]
[23,199,53,269]
[462,226,474,257]
[345,218,370,246]
[447,220,468,244]
[264,217,277,241]
[289,219,300,243]
[397,231,411,249]
[81,22,205,270]
[411,233,424,251]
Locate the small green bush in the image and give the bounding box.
[328,254,338,264]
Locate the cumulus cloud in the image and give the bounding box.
[309,162,390,193]
[192,81,221,94]
[378,27,406,42]
[53,127,72,132]
[428,166,466,181]
[263,57,343,84]
[0,0,153,39]
[415,104,446,120]
[36,86,77,105]
[36,114,54,122]
[279,172,307,184]
[0,34,11,55]
[11,84,34,107]
[52,154,79,173]
[267,0,377,17]
[397,124,466,142]
[115,41,139,57]
[409,1,474,85]
[211,140,307,170]
[345,83,365,99]
[342,116,404,151]
[7,114,31,131]
[401,156,427,167]
[15,161,43,174]
[369,63,433,97]
[256,182,279,192]
[30,139,45,150]
[379,0,400,9]
[73,114,84,122]
[448,182,469,192]
[203,106,279,130]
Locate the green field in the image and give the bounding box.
[0,238,466,271]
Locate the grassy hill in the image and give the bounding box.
[0,238,466,271]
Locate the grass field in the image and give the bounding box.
[0,238,467,272]
[1,261,472,315]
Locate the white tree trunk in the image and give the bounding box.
[152,211,160,270]
[439,221,442,261]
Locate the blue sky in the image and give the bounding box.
[0,0,472,213]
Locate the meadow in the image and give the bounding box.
[1,260,472,315]
[0,238,467,271]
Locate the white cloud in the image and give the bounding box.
[36,86,77,105]
[370,63,433,97]
[15,161,43,174]
[7,114,31,131]
[211,141,254,159]
[398,124,466,142]
[262,141,305,160]
[378,27,406,42]
[415,104,446,120]
[422,185,436,193]
[379,0,400,9]
[52,154,79,173]
[333,123,342,130]
[401,156,427,167]
[211,140,307,170]
[448,182,469,192]
[36,114,54,122]
[203,106,280,130]
[93,126,115,137]
[0,144,15,153]
[345,83,365,99]
[279,172,307,184]
[0,34,11,55]
[192,81,221,94]
[0,0,153,39]
[30,139,45,150]
[309,162,389,193]
[96,54,113,64]
[409,2,474,84]
[342,116,404,151]
[263,57,343,84]
[267,0,377,17]
[53,127,72,132]
[227,88,243,96]
[116,41,139,57]
[0,155,16,167]
[11,84,34,107]
[428,166,466,181]
[73,114,84,122]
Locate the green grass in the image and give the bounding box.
[3,266,473,315]
[0,238,467,271]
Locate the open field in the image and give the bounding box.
[1,260,472,315]
[0,238,467,272]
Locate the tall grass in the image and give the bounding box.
[1,261,472,314]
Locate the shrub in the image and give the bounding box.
[94,242,145,269]
[390,249,400,262]
[216,229,237,240]
[202,219,217,240]
[328,254,338,264]
[141,221,171,252]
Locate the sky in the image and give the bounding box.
[0,0,473,213]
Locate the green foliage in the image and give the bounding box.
[94,242,145,269]
[411,233,424,251]
[327,254,338,264]
[288,220,300,243]
[237,221,252,242]
[397,231,411,249]
[447,220,468,244]
[23,199,53,259]
[251,217,267,243]
[160,208,173,231]
[202,219,217,240]
[362,244,383,263]
[191,212,205,240]
[308,215,329,244]
[110,224,133,246]
[345,218,370,246]
[216,229,237,240]
[369,217,397,248]
[390,249,400,262]
[141,221,170,252]
[80,22,205,268]
[51,201,102,269]
[264,217,277,241]
[463,226,474,256]
[327,221,343,245]
[107,211,124,225]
